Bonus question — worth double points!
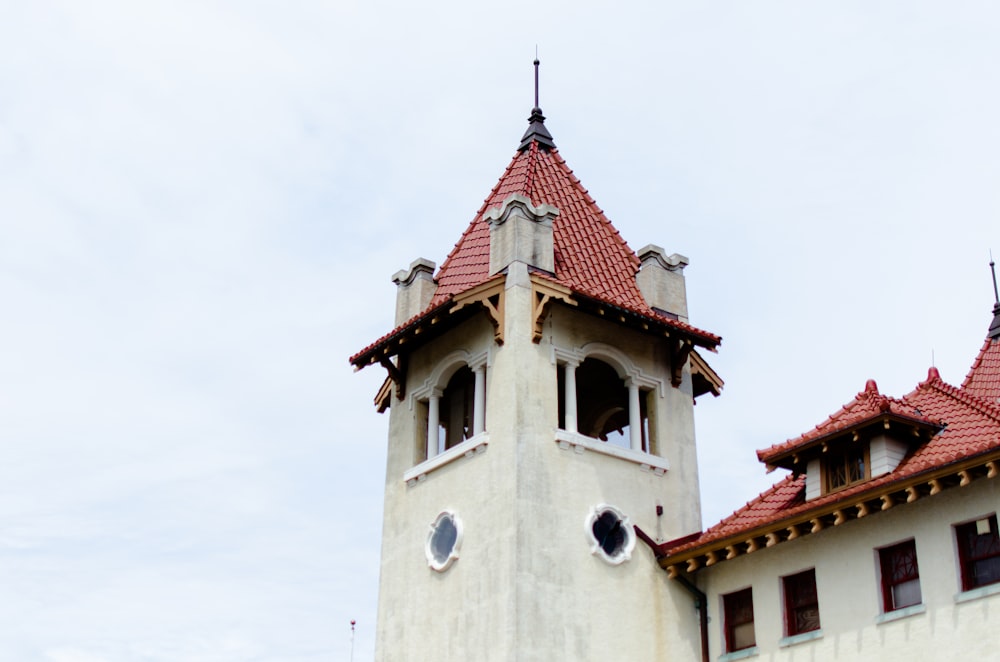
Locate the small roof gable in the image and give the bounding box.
[756,379,938,468]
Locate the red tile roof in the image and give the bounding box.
[961,337,1000,403]
[756,379,937,466]
[432,140,721,348]
[663,360,1000,560]
[352,128,720,366]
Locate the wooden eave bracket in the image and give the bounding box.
[669,338,693,387]
[452,279,507,345]
[378,355,407,402]
[529,276,576,343]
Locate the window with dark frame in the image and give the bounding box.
[723,587,755,652]
[824,446,867,493]
[783,569,820,636]
[956,514,1000,591]
[879,540,921,611]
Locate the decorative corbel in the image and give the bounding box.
[530,278,575,343]
[379,355,407,400]
[669,338,693,387]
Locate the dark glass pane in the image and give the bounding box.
[431,516,457,564]
[724,588,755,652]
[973,556,1000,586]
[592,511,625,556]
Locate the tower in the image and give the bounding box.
[350,66,723,661]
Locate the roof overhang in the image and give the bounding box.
[759,413,942,471]
[648,447,1000,578]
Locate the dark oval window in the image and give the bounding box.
[588,505,634,564]
[426,511,462,571]
[592,510,626,556]
[430,515,458,564]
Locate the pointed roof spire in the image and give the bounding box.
[519,57,556,151]
[989,254,1000,339]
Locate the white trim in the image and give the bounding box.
[555,430,669,475]
[779,629,823,648]
[875,603,926,624]
[409,347,490,409]
[405,432,489,486]
[551,341,664,398]
[954,581,1000,604]
[719,647,759,661]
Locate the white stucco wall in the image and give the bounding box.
[699,476,1000,662]
[373,265,707,662]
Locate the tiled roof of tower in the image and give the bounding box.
[961,329,1000,403]
[350,112,720,368]
[429,139,718,344]
[659,367,1000,560]
[756,379,937,465]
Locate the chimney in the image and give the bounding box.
[485,194,558,276]
[391,258,437,326]
[636,245,689,322]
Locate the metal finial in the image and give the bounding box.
[991,250,999,305]
[533,54,540,109]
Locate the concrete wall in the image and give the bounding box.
[699,476,1000,661]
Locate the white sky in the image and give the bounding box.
[2,2,999,660]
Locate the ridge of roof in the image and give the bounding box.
[915,369,1000,425]
[756,379,935,464]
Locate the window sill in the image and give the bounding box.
[404,433,489,487]
[876,603,926,624]
[719,646,758,661]
[779,629,822,648]
[955,581,1000,604]
[554,430,669,474]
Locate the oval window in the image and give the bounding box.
[586,505,635,565]
[426,511,463,572]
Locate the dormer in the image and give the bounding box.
[757,380,942,501]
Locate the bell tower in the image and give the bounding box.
[350,63,723,662]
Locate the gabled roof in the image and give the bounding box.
[652,354,1000,573]
[756,379,939,468]
[351,109,720,369]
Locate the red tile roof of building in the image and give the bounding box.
[430,139,719,345]
[961,337,1000,403]
[756,379,937,466]
[662,361,1000,560]
[351,119,720,366]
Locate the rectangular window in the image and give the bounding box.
[956,514,1000,591]
[723,587,755,652]
[879,540,921,611]
[824,447,868,492]
[783,569,820,636]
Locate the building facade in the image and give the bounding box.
[351,79,1000,661]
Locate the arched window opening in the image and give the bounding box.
[560,358,650,452]
[418,360,487,463]
[438,366,475,453]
